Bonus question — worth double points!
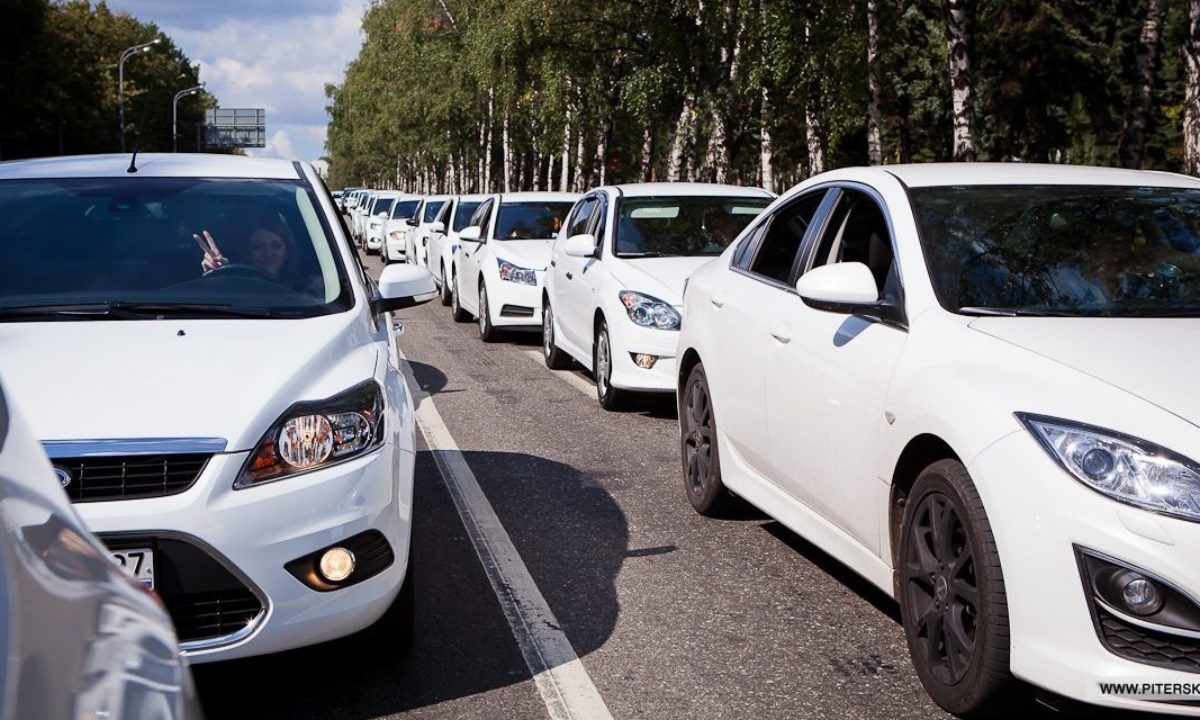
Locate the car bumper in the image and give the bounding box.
[366,231,384,250]
[605,313,679,394]
[970,431,1200,715]
[486,278,542,330]
[78,444,413,664]
[385,237,407,261]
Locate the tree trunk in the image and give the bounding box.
[667,92,697,182]
[484,88,495,191]
[1120,0,1167,169]
[803,17,827,175]
[502,113,513,191]
[640,125,655,181]
[561,97,572,192]
[867,0,883,165]
[1187,0,1200,175]
[946,0,976,161]
[573,112,587,192]
[760,86,774,192]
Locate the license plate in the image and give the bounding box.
[110,548,155,590]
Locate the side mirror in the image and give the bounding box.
[429,221,445,234]
[795,262,880,309]
[564,233,597,258]
[374,264,437,312]
[377,211,388,218]
[459,225,483,242]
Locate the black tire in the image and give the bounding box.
[478,281,501,342]
[593,320,630,411]
[451,272,471,323]
[439,264,452,306]
[679,362,737,516]
[542,301,572,369]
[898,460,1024,718]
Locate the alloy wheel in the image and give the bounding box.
[681,377,714,499]
[596,330,611,398]
[543,306,554,359]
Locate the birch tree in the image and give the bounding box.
[946,0,976,161]
[1186,0,1200,175]
[867,0,883,165]
[1119,0,1167,169]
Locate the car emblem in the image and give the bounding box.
[53,467,72,488]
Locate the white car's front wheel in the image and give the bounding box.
[478,282,500,342]
[542,302,572,369]
[593,320,629,411]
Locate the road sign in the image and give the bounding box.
[204,108,265,148]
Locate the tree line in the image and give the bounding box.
[324,0,1200,193]
[0,0,214,159]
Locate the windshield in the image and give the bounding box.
[453,201,483,232]
[392,200,419,220]
[0,177,349,319]
[371,197,394,216]
[495,202,573,240]
[422,200,446,223]
[912,185,1200,317]
[615,196,770,257]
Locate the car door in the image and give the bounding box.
[764,185,909,555]
[459,198,494,314]
[708,190,831,483]
[552,195,599,353]
[429,198,454,283]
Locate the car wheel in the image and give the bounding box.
[899,460,1024,717]
[542,302,572,369]
[679,362,738,516]
[478,281,500,342]
[593,320,629,411]
[439,264,452,306]
[451,273,471,323]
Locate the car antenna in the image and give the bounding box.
[127,141,140,174]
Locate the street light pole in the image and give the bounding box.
[118,37,161,152]
[172,84,204,152]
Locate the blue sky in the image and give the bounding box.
[105,0,369,167]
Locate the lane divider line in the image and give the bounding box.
[397,345,614,720]
[520,350,596,399]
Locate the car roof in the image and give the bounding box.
[0,153,303,180]
[602,182,774,198]
[830,162,1200,189]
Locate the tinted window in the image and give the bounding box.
[422,200,445,223]
[566,198,597,238]
[0,177,349,316]
[468,200,493,230]
[453,201,482,232]
[615,196,769,257]
[371,197,394,216]
[391,200,418,219]
[495,202,573,240]
[747,192,826,283]
[912,185,1200,317]
[809,189,895,294]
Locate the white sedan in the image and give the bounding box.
[432,194,488,305]
[451,192,579,341]
[543,183,772,409]
[382,195,420,263]
[0,153,436,663]
[677,162,1200,717]
[405,195,449,268]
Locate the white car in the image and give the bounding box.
[382,195,420,263]
[677,162,1200,717]
[0,153,437,663]
[543,183,772,409]
[365,191,407,255]
[406,195,450,268]
[351,190,375,244]
[432,194,488,306]
[451,192,579,341]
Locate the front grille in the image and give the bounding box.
[103,535,264,645]
[500,304,535,318]
[1097,606,1200,673]
[53,454,210,502]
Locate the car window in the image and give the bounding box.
[746,192,826,284]
[808,189,896,296]
[435,199,453,226]
[566,198,597,239]
[422,200,446,224]
[494,202,573,240]
[391,200,419,220]
[453,200,483,232]
[372,197,394,216]
[615,196,770,258]
[468,199,494,231]
[0,177,351,316]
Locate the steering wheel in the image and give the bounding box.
[205,263,276,282]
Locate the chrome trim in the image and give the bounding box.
[42,438,227,459]
[1095,598,1200,642]
[1079,545,1200,640]
[98,529,269,654]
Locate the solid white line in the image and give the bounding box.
[397,345,614,720]
[520,350,596,399]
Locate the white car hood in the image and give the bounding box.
[970,318,1200,427]
[493,239,554,271]
[609,256,717,307]
[0,314,378,450]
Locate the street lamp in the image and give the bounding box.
[118,37,162,152]
[172,83,204,152]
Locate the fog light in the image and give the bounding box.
[1116,570,1164,615]
[633,353,658,369]
[318,547,356,583]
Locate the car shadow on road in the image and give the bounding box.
[193,449,626,720]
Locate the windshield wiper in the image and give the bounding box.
[0,301,279,320]
[620,251,682,258]
[957,306,1078,317]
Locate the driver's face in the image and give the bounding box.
[249,230,287,277]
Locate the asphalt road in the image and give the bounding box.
[192,253,1134,720]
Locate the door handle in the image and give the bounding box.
[566,272,574,280]
[711,297,725,309]
[550,260,557,267]
[770,323,792,344]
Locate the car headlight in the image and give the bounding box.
[1019,413,1200,522]
[619,290,681,330]
[235,381,385,489]
[497,258,537,285]
[370,220,383,229]
[389,230,404,241]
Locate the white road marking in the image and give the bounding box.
[398,345,614,720]
[520,350,596,399]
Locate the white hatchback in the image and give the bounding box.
[543,183,772,409]
[450,192,579,341]
[0,154,436,663]
[677,163,1200,716]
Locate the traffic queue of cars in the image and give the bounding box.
[346,165,1200,719]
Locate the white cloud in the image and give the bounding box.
[108,0,367,164]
